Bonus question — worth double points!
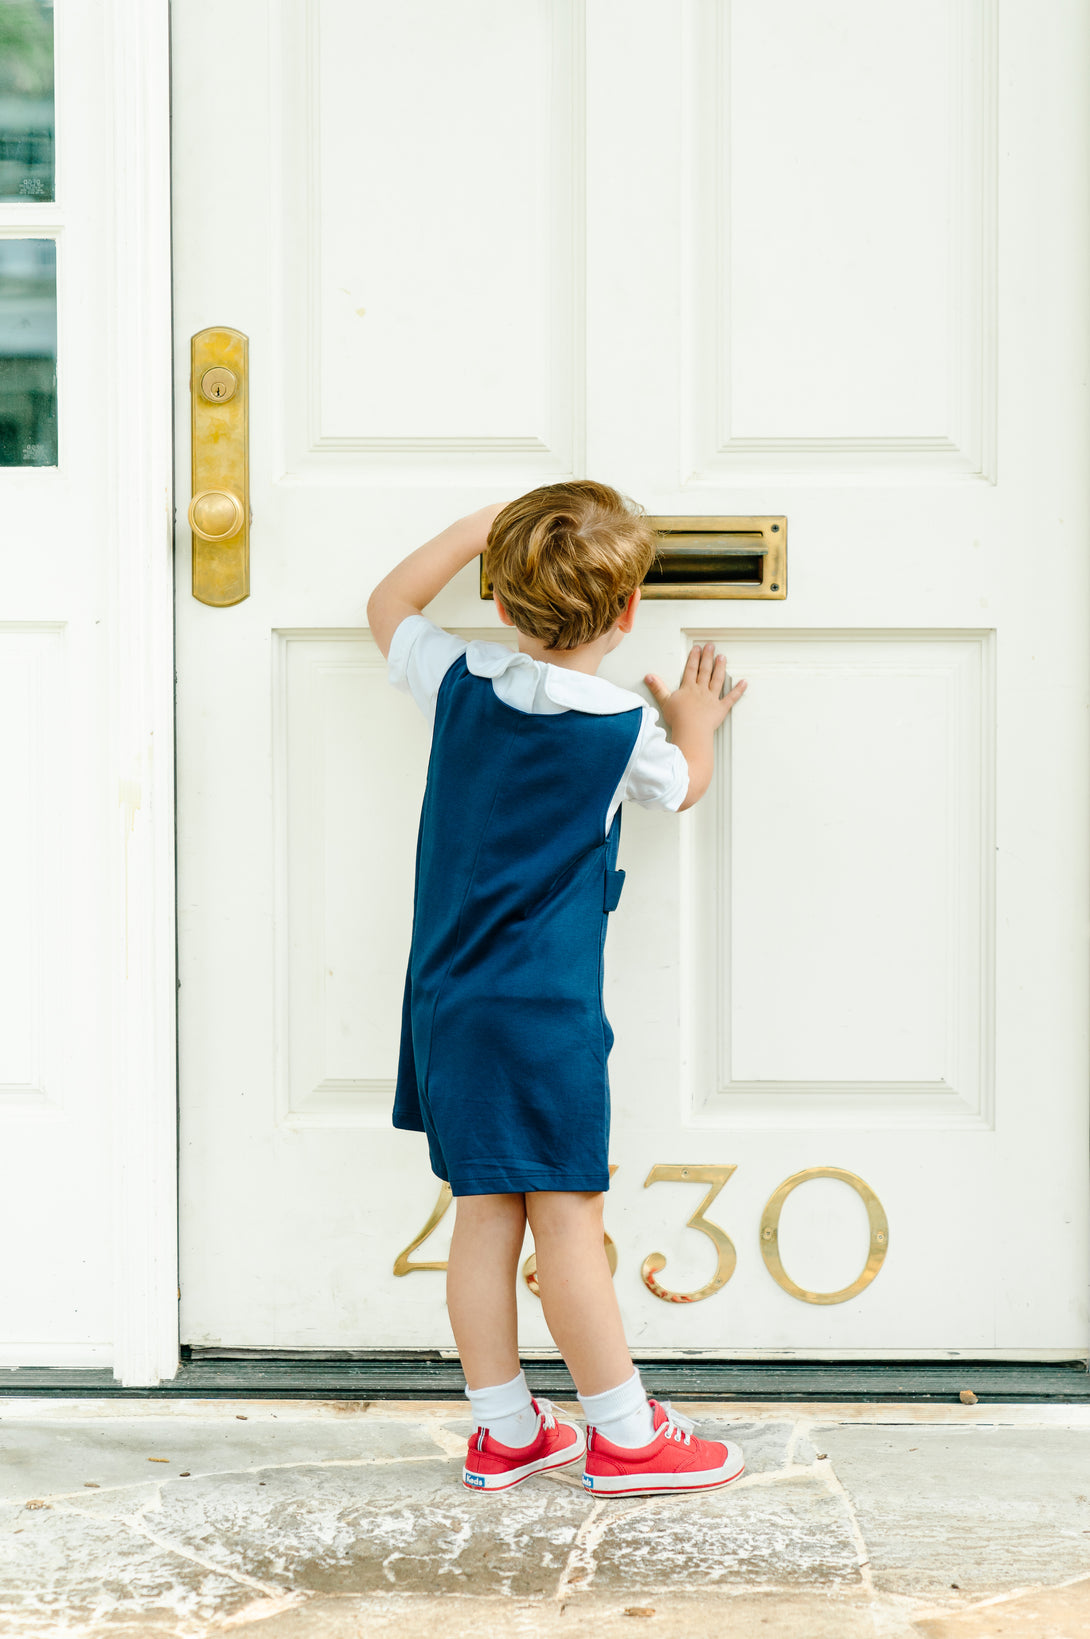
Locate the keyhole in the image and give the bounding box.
[200,366,238,403]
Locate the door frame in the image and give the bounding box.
[104,0,178,1385]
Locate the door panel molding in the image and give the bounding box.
[685,628,995,1129]
[279,0,586,473]
[684,0,998,481]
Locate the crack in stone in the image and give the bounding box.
[814,1453,875,1596]
[216,1590,314,1630]
[730,1464,823,1490]
[907,1564,1090,1623]
[428,1424,476,1463]
[784,1419,804,1467]
[50,1499,302,1604]
[554,1498,608,1606]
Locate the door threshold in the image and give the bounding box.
[1,1353,1088,1401]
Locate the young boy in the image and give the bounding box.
[367,480,748,1497]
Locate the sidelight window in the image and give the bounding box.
[0,0,56,466]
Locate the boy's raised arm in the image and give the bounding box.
[366,502,507,659]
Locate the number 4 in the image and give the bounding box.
[392,1182,453,1276]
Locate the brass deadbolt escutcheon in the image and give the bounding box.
[200,365,238,403]
[188,488,245,541]
[190,327,249,605]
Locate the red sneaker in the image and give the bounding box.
[462,1397,587,1492]
[582,1399,745,1496]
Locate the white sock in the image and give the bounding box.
[577,1367,657,1448]
[465,1369,541,1448]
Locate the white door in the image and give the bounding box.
[174,0,1090,1359]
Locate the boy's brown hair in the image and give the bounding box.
[484,480,659,652]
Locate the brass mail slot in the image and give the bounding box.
[643,516,786,599]
[479,514,785,601]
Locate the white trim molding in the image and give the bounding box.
[102,0,179,1386]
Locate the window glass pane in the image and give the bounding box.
[0,0,55,201]
[0,238,57,466]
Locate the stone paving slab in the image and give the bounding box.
[119,1460,593,1599]
[0,1415,445,1502]
[571,1475,862,1597]
[230,1589,890,1639]
[914,1575,1090,1638]
[0,1496,294,1636]
[812,1423,1090,1595]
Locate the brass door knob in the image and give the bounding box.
[188,488,245,542]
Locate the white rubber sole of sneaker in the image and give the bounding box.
[582,1458,745,1496]
[463,1434,588,1493]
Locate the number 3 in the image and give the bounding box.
[640,1164,737,1303]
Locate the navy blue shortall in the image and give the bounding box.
[393,653,644,1197]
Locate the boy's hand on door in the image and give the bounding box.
[645,642,747,737]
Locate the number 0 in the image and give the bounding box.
[759,1167,889,1305]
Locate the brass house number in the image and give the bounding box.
[393,1164,889,1307]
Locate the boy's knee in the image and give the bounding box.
[455,1191,527,1227]
[526,1190,605,1235]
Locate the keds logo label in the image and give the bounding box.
[466,1473,485,1487]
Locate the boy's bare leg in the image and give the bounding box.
[446,1192,528,1388]
[525,1190,634,1396]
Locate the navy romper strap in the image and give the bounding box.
[393,655,643,1197]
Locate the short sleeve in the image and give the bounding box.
[621,707,689,812]
[387,614,468,726]
[602,705,689,831]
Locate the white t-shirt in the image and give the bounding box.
[388,614,689,832]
